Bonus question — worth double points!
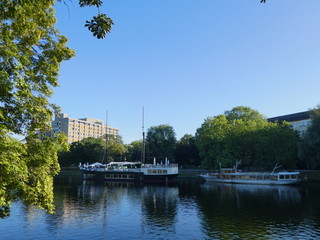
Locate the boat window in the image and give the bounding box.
[279,175,285,179]
[285,175,290,179]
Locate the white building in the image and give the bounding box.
[50,113,119,143]
[268,111,311,136]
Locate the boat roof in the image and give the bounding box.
[220,171,300,176]
[107,161,142,166]
[88,162,106,167]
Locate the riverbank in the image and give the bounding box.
[58,168,320,182]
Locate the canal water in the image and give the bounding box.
[1,176,320,240]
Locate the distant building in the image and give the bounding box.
[268,111,311,136]
[50,113,119,143]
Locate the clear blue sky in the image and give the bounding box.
[53,0,320,143]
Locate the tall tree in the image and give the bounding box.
[145,125,177,163]
[196,107,298,170]
[0,0,74,217]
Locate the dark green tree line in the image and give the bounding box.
[299,106,320,169]
[58,135,127,166]
[175,134,201,168]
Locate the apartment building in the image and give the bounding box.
[51,113,119,143]
[268,111,311,136]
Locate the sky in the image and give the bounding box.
[53,0,320,143]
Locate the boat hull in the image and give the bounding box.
[201,176,301,185]
[82,170,178,183]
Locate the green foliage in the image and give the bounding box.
[85,13,114,39]
[175,134,200,167]
[224,106,265,122]
[146,125,177,162]
[299,106,320,169]
[77,0,114,39]
[59,137,105,166]
[58,135,127,166]
[107,135,126,161]
[0,0,74,216]
[79,0,103,7]
[196,107,298,170]
[0,131,67,218]
[125,140,142,162]
[0,1,75,135]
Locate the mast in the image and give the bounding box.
[104,110,109,163]
[141,107,146,164]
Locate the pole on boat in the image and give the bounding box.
[104,110,109,163]
[141,106,146,164]
[271,163,282,174]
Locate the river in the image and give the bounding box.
[1,175,320,240]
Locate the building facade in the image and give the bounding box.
[268,111,311,136]
[51,113,119,143]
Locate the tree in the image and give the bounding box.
[107,135,126,162]
[224,106,265,122]
[0,0,74,217]
[59,137,105,166]
[175,134,200,168]
[125,140,143,162]
[196,115,234,169]
[299,106,320,169]
[196,107,298,170]
[58,135,127,165]
[145,125,177,163]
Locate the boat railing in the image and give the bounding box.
[141,164,178,168]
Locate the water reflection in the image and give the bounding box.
[141,185,178,236]
[1,177,320,240]
[52,177,180,239]
[199,183,320,240]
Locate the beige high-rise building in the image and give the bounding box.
[51,113,119,143]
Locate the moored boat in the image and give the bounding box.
[79,159,179,183]
[79,109,179,183]
[200,165,301,185]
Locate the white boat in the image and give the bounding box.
[79,159,179,183]
[79,109,179,183]
[200,163,301,185]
